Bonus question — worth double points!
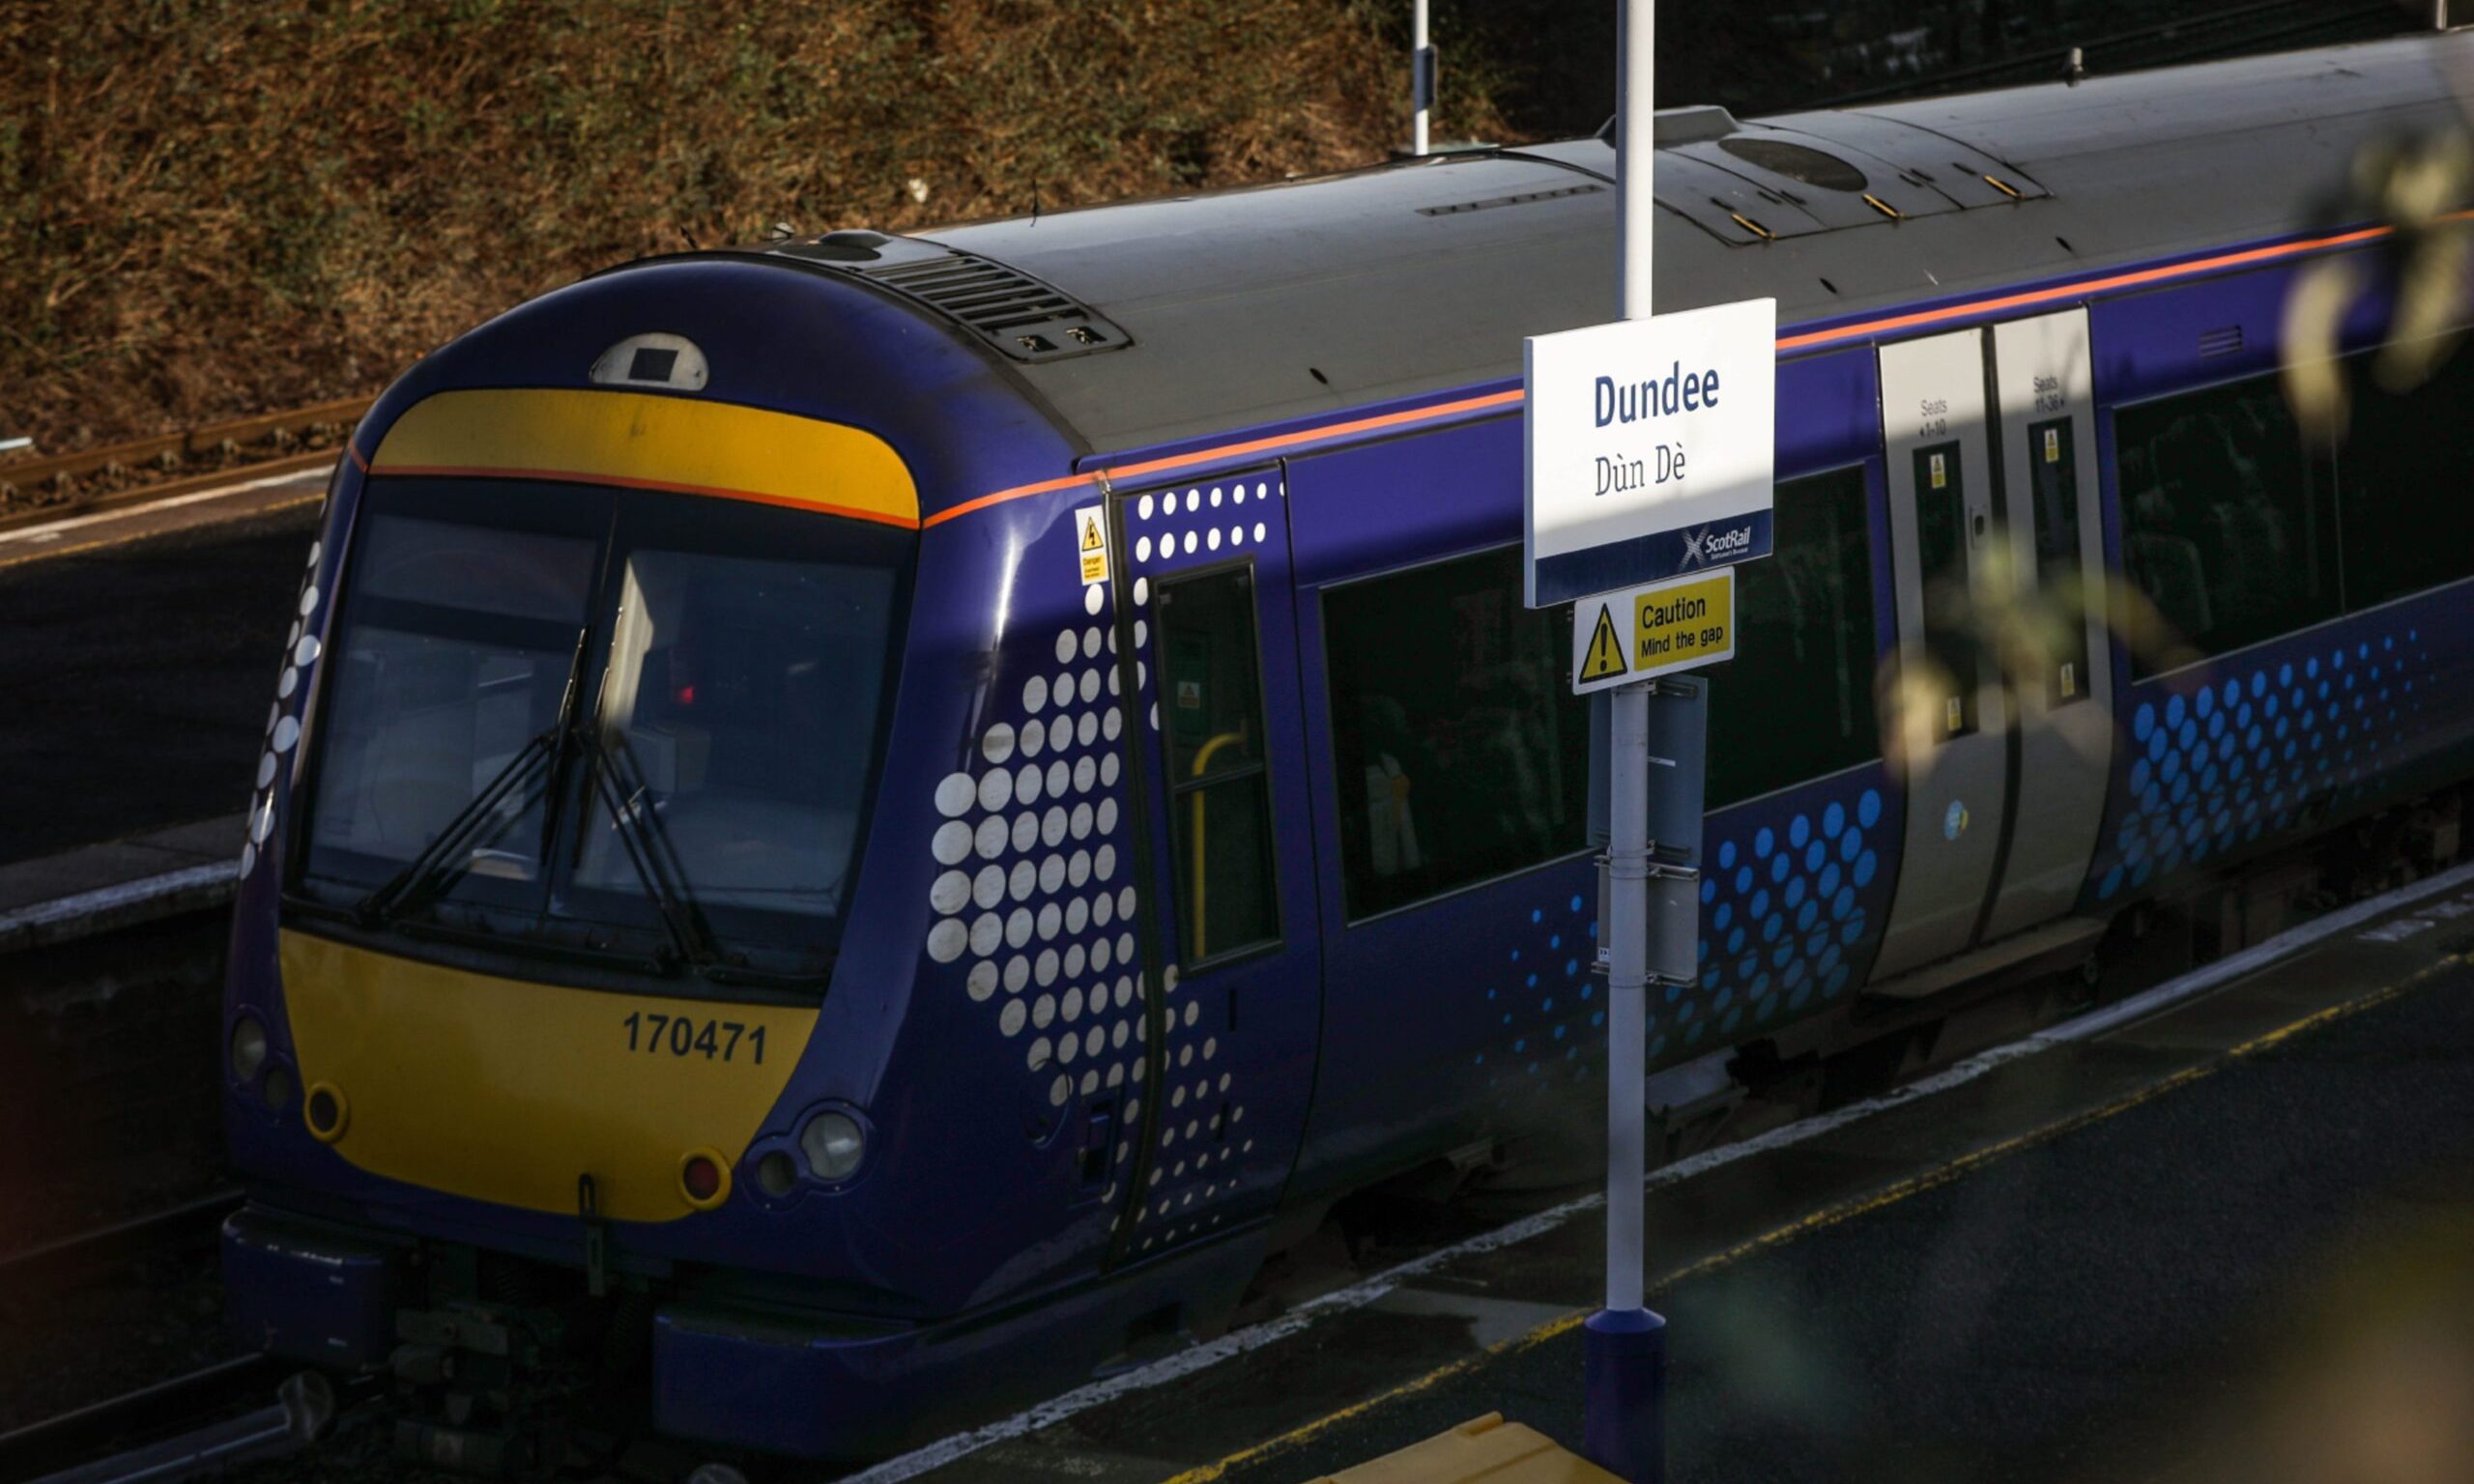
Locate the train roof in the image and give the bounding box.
[753,33,2469,457]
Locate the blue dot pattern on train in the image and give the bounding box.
[2087,630,2433,903]
[1477,781,1889,1080]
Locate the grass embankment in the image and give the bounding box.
[2,1,1515,456]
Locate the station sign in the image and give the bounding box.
[1569,567,1736,696]
[1523,299,1777,608]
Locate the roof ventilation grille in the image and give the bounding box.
[858,251,1131,363]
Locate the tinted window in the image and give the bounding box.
[1323,545,1586,921]
[2116,373,2338,675]
[1320,469,1880,920]
[1701,465,1881,807]
[1911,442,1977,737]
[1156,565,1280,961]
[305,513,600,883]
[2336,344,2474,609]
[2026,416,2092,705]
[298,481,909,980]
[575,546,895,918]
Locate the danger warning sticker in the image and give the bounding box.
[1074,505,1109,585]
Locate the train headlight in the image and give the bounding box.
[800,1113,864,1182]
[229,1015,269,1084]
[755,1152,798,1198]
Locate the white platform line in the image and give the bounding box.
[2038,857,2474,1043]
[0,861,235,941]
[843,860,2472,1483]
[0,464,331,548]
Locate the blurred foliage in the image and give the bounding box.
[0,0,1482,452]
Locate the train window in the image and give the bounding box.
[1912,442,1978,737]
[296,479,909,981]
[2334,344,2474,610]
[1155,564,1280,962]
[571,545,897,920]
[2115,372,2338,676]
[1323,545,1587,922]
[303,512,601,888]
[2026,417,2092,705]
[1699,465,1882,807]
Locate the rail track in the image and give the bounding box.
[0,1361,363,1484]
[0,399,365,531]
[0,1189,242,1298]
[0,1190,339,1484]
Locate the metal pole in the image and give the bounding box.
[1412,0,1433,157]
[2438,0,2451,33]
[1604,685,1649,1314]
[1580,5,1669,1480]
[1607,0,1654,1328]
[1617,0,1654,326]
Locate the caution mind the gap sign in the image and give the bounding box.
[1569,566,1736,696]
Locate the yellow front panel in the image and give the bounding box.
[279,930,819,1223]
[369,387,920,528]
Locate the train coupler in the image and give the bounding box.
[388,1300,578,1474]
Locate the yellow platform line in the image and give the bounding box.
[1162,952,2464,1484]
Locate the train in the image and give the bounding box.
[218,31,2474,1470]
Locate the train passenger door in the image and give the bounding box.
[1872,311,2110,981]
[1104,470,1322,1266]
[1981,311,2111,938]
[1875,330,2009,977]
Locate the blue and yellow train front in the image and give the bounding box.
[216,255,1235,1463]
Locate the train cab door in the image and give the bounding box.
[1980,310,2111,939]
[1873,329,2010,978]
[1104,470,1322,1266]
[1873,312,2112,983]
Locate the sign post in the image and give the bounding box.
[1521,4,1773,1478]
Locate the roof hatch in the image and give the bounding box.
[1584,106,2049,244]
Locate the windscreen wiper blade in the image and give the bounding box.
[577,728,722,973]
[356,728,558,927]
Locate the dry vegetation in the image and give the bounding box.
[1,0,1513,455]
[7,1,2406,456]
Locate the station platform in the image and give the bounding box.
[0,475,318,869]
[867,871,2474,1484]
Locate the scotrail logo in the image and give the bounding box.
[1682,523,1754,568]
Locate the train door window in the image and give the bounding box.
[1156,564,1280,963]
[1322,545,1587,921]
[1699,465,1881,807]
[2026,417,2091,705]
[1913,442,1978,737]
[2335,343,2474,610]
[2115,371,2337,675]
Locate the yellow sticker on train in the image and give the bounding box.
[1075,505,1109,585]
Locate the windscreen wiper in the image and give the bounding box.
[576,727,722,973]
[356,728,558,927]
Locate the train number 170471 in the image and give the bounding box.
[621,1012,767,1065]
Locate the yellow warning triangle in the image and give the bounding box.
[1579,602,1627,682]
[1080,515,1106,552]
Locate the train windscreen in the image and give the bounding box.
[290,478,909,987]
